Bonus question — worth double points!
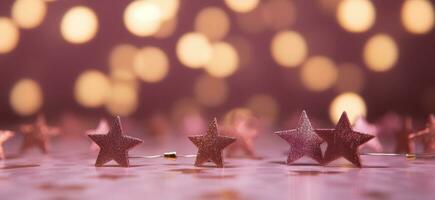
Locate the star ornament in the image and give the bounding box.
[316,112,374,168]
[0,130,14,159]
[19,115,59,154]
[86,119,110,151]
[275,111,323,164]
[189,118,236,168]
[88,116,143,167]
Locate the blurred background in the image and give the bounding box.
[0,0,434,130]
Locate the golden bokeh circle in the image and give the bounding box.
[133,46,169,83]
[0,18,20,54]
[225,0,260,13]
[149,0,179,21]
[336,0,376,33]
[124,0,162,37]
[300,56,338,91]
[12,0,47,29]
[74,70,111,108]
[205,42,239,78]
[363,34,399,72]
[105,83,138,116]
[329,92,367,124]
[10,79,43,116]
[271,31,308,68]
[61,6,98,44]
[194,7,230,41]
[401,0,434,34]
[176,32,212,68]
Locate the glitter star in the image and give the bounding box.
[316,112,374,168]
[19,115,59,154]
[275,111,323,164]
[88,116,143,167]
[189,118,236,168]
[86,119,109,151]
[353,117,383,152]
[0,130,14,159]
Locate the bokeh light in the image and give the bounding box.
[227,36,253,68]
[271,31,308,68]
[335,63,365,93]
[261,0,296,30]
[108,43,138,81]
[329,92,367,124]
[363,34,399,72]
[154,18,177,38]
[10,79,43,116]
[61,6,98,44]
[74,70,111,108]
[0,18,20,54]
[318,0,342,14]
[225,0,260,13]
[246,94,279,123]
[300,56,338,92]
[194,7,230,41]
[133,46,169,83]
[124,0,162,37]
[205,42,239,78]
[11,0,47,29]
[336,0,375,33]
[176,32,212,68]
[401,0,434,34]
[194,75,228,107]
[105,83,138,116]
[149,0,179,21]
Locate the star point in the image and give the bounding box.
[19,114,59,154]
[189,118,236,168]
[88,116,143,167]
[0,130,14,159]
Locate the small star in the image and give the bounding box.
[88,116,143,167]
[353,117,383,152]
[86,119,110,151]
[395,117,414,154]
[0,130,14,159]
[275,111,324,164]
[316,112,374,167]
[19,115,59,154]
[189,118,236,168]
[409,114,435,153]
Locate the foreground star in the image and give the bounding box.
[189,118,236,168]
[86,119,110,151]
[316,112,374,167]
[0,130,14,159]
[88,116,143,167]
[20,115,59,154]
[275,111,323,164]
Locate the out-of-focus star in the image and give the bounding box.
[86,119,110,151]
[395,117,415,154]
[19,115,59,154]
[409,114,435,153]
[275,111,323,164]
[353,117,383,152]
[189,118,236,168]
[0,130,14,159]
[88,116,143,167]
[316,112,374,168]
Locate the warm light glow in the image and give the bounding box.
[337,0,375,33]
[106,83,138,116]
[108,44,138,81]
[154,18,177,38]
[246,94,279,123]
[124,0,162,37]
[335,63,364,93]
[0,18,20,54]
[271,31,308,68]
[227,36,252,67]
[261,0,296,30]
[61,6,98,44]
[363,34,399,72]
[225,0,260,13]
[301,56,338,91]
[176,32,212,68]
[194,7,230,41]
[133,46,169,83]
[149,0,179,21]
[205,42,239,78]
[74,70,111,108]
[318,0,342,14]
[329,92,367,124]
[10,79,43,116]
[194,75,228,107]
[401,0,434,34]
[12,0,47,29]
